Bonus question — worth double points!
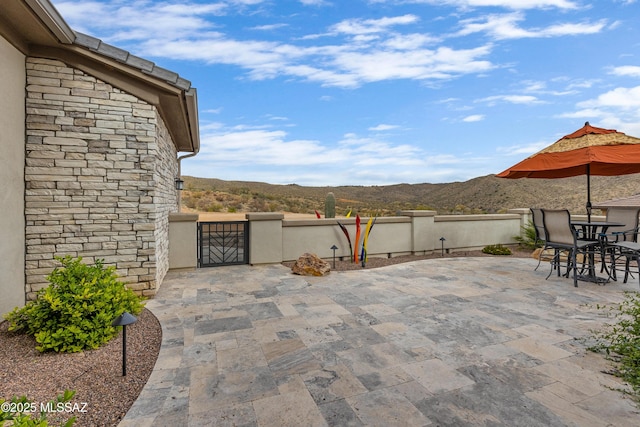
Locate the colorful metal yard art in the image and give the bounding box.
[337,214,377,266]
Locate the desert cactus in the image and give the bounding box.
[325,192,336,218]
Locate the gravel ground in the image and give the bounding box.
[1,247,533,427]
[284,247,534,272]
[0,308,161,427]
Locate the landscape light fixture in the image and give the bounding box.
[112,312,138,376]
[330,245,338,269]
[175,178,184,191]
[440,237,446,257]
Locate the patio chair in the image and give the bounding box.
[530,208,546,270]
[600,207,640,282]
[541,209,600,287]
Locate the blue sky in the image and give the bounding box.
[52,0,640,186]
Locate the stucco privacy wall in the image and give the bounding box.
[0,36,27,316]
[247,210,526,264]
[24,57,178,299]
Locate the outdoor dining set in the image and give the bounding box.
[496,121,640,288]
[530,207,640,287]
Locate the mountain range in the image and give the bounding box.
[181,174,640,216]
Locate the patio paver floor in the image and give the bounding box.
[119,257,639,426]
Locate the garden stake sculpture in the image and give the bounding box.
[354,215,362,263]
[336,215,376,266]
[337,221,353,261]
[361,216,377,267]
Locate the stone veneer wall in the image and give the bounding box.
[24,57,179,300]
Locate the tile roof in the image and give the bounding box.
[73,32,192,91]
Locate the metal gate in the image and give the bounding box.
[197,221,249,267]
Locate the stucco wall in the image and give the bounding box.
[24,57,179,299]
[0,36,26,316]
[246,210,526,264]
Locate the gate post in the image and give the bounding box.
[169,213,198,270]
[246,213,284,264]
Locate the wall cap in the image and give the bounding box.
[398,210,437,217]
[283,216,412,227]
[435,214,520,222]
[246,213,284,221]
[169,213,199,222]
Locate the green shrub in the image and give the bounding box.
[514,220,542,250]
[482,244,512,255]
[4,256,144,353]
[0,390,76,426]
[587,291,640,405]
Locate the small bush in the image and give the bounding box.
[0,390,76,426]
[587,291,640,405]
[4,256,144,353]
[514,220,542,250]
[482,244,512,255]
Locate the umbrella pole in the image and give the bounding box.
[586,164,592,222]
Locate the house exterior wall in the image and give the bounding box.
[24,57,179,300]
[0,36,27,316]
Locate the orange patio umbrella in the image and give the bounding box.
[497,122,640,220]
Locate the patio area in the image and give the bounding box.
[119,257,638,426]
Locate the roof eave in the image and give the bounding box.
[4,0,200,154]
[24,0,74,44]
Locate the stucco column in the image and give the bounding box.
[246,213,284,264]
[399,210,437,255]
[508,208,531,238]
[169,213,198,270]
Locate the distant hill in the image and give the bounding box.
[181,174,640,216]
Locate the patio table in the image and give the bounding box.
[570,220,623,283]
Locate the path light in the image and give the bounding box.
[440,237,446,257]
[331,245,338,269]
[112,312,137,376]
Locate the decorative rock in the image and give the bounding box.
[532,247,584,263]
[291,253,331,276]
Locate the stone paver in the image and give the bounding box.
[119,257,639,426]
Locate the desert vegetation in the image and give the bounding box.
[181,174,640,216]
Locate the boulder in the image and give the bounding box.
[532,247,585,263]
[292,253,331,276]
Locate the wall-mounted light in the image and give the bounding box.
[175,178,184,191]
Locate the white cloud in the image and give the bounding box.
[559,86,640,137]
[180,120,501,185]
[369,124,401,131]
[54,1,497,88]
[54,1,227,39]
[299,0,329,5]
[455,12,607,40]
[609,66,640,78]
[250,23,288,31]
[329,15,420,36]
[577,86,640,110]
[497,141,549,156]
[368,0,578,10]
[478,95,544,105]
[463,114,484,122]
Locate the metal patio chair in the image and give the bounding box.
[530,208,546,271]
[600,207,640,283]
[541,209,600,287]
